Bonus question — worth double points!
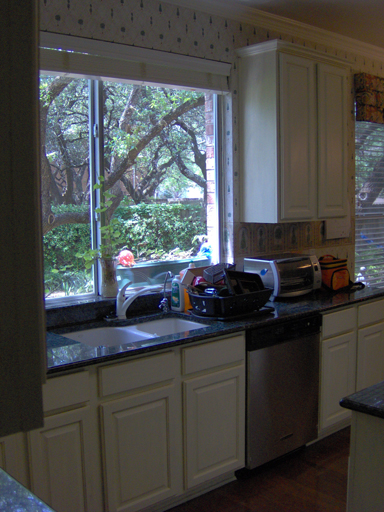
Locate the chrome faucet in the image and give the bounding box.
[116,281,163,320]
[159,271,174,313]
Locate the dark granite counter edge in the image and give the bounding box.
[0,468,55,511]
[46,286,384,375]
[340,380,384,420]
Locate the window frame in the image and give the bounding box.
[40,34,230,303]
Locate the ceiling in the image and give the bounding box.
[169,0,384,49]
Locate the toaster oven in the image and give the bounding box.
[243,254,322,299]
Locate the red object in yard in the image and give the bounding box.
[118,249,135,267]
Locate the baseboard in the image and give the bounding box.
[313,418,352,443]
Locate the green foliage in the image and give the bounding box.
[75,177,128,268]
[43,204,92,297]
[44,200,206,297]
[112,200,206,261]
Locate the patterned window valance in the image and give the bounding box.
[354,73,384,124]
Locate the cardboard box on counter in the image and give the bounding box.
[180,266,210,287]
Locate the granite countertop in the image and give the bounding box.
[340,381,384,420]
[47,286,384,375]
[0,468,55,511]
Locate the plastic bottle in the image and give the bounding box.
[171,275,185,312]
[180,261,195,313]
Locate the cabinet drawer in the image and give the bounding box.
[99,351,176,397]
[182,334,245,375]
[322,307,356,339]
[358,299,384,327]
[43,371,90,412]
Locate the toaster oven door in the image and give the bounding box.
[275,257,314,296]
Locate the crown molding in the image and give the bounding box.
[164,0,384,63]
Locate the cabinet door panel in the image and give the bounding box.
[0,433,29,487]
[317,63,348,218]
[101,385,181,512]
[184,366,245,489]
[357,322,384,391]
[320,331,356,431]
[279,53,317,220]
[29,406,96,512]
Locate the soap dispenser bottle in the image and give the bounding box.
[171,275,185,312]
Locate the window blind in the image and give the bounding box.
[39,33,231,93]
[355,121,384,288]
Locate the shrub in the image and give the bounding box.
[44,200,206,296]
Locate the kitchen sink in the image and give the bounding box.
[63,326,155,348]
[63,318,209,348]
[131,318,209,337]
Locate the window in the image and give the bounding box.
[40,35,230,300]
[355,121,384,287]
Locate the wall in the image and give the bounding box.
[39,0,384,275]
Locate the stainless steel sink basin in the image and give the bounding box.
[64,318,209,348]
[64,326,154,348]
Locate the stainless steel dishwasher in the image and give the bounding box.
[246,314,321,469]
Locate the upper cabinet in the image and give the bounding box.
[236,40,349,223]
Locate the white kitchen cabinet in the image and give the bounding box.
[356,299,384,392]
[0,432,29,487]
[182,335,245,489]
[236,40,348,223]
[28,370,103,512]
[319,307,356,434]
[99,351,182,512]
[317,63,348,218]
[22,335,245,512]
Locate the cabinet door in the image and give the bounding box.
[279,53,317,220]
[319,331,356,431]
[29,406,100,512]
[183,365,245,489]
[357,322,384,392]
[100,384,181,512]
[317,63,348,218]
[0,433,29,487]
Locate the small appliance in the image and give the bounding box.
[243,254,322,299]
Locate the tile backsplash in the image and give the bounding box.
[234,220,354,272]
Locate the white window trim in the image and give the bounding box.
[39,32,231,93]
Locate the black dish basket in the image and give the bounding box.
[187,288,272,318]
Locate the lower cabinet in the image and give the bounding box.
[320,297,384,436]
[28,370,104,512]
[98,333,245,512]
[183,365,245,489]
[100,384,182,512]
[0,432,29,487]
[356,299,384,392]
[319,307,356,434]
[356,322,384,391]
[29,406,99,512]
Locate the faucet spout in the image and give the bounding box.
[159,271,174,313]
[116,282,163,320]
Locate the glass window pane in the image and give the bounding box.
[355,121,384,288]
[40,74,93,298]
[101,81,214,289]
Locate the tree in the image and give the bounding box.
[40,76,207,235]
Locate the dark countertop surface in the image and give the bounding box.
[47,286,384,375]
[340,381,384,420]
[0,468,55,511]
